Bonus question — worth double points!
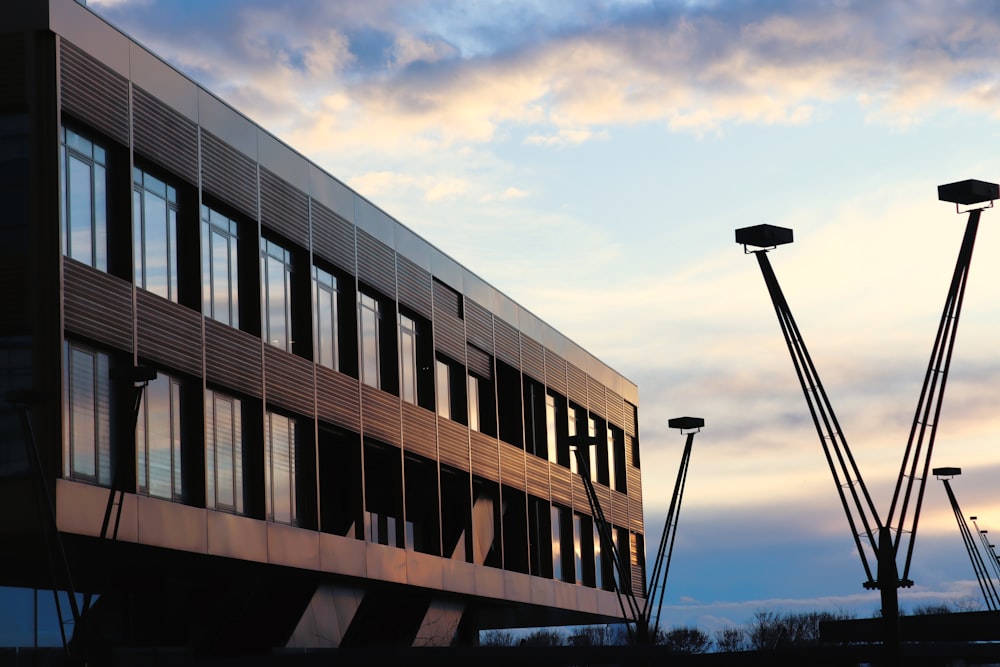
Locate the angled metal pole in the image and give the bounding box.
[935,472,1000,610]
[645,417,702,636]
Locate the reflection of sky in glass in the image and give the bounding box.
[138,374,182,500]
[546,394,557,463]
[203,207,239,327]
[267,412,296,524]
[435,359,450,418]
[468,375,479,432]
[314,268,338,370]
[568,406,578,474]
[206,391,242,513]
[66,344,110,484]
[62,129,106,271]
[551,505,562,581]
[68,156,92,264]
[263,251,290,350]
[574,514,584,584]
[399,314,416,403]
[360,294,380,388]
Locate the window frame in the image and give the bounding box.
[61,126,108,271]
[133,166,179,302]
[261,236,294,352]
[201,204,240,328]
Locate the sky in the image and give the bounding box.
[71,0,1000,636]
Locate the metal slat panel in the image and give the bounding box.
[610,489,629,528]
[432,281,464,360]
[204,319,262,397]
[466,345,491,380]
[465,300,493,353]
[59,40,128,144]
[136,290,202,376]
[470,431,499,482]
[544,349,567,394]
[402,402,437,460]
[316,366,360,431]
[264,345,315,415]
[627,467,642,502]
[63,259,132,352]
[607,390,624,430]
[568,364,588,406]
[632,566,646,599]
[311,200,355,273]
[260,168,308,242]
[133,86,198,185]
[200,129,257,219]
[629,495,644,533]
[397,257,432,320]
[624,401,637,437]
[0,34,26,112]
[498,442,525,491]
[550,466,572,506]
[361,384,401,446]
[588,377,607,418]
[437,418,469,470]
[520,334,544,383]
[356,231,395,298]
[524,455,549,499]
[571,475,589,514]
[493,319,519,367]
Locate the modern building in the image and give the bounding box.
[0,0,645,652]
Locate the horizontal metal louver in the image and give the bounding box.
[466,344,492,380]
[316,366,360,431]
[624,401,637,437]
[132,85,197,185]
[396,257,432,319]
[402,402,437,460]
[63,259,133,352]
[464,300,493,353]
[0,34,26,112]
[544,349,567,394]
[264,345,315,415]
[606,390,624,430]
[60,40,128,144]
[493,319,519,367]
[588,377,607,418]
[524,456,549,499]
[567,364,588,406]
[437,418,469,469]
[200,129,257,219]
[311,200,355,273]
[519,334,544,383]
[470,431,500,482]
[136,290,202,376]
[432,280,465,360]
[360,384,401,446]
[629,495,644,533]
[356,231,395,298]
[204,319,262,397]
[550,467,572,506]
[260,168,308,242]
[610,490,629,528]
[498,442,525,490]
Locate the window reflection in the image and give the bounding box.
[133,168,178,301]
[205,389,243,514]
[359,293,380,388]
[265,410,297,525]
[64,341,111,485]
[399,313,417,404]
[261,238,293,351]
[313,265,339,371]
[61,127,107,270]
[201,206,239,328]
[136,371,183,501]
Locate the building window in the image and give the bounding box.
[64,341,111,485]
[136,372,183,501]
[607,425,617,492]
[568,405,579,474]
[574,513,585,585]
[61,127,107,270]
[436,358,450,419]
[546,392,558,464]
[399,313,418,404]
[468,373,480,432]
[265,411,297,525]
[313,265,339,371]
[588,416,599,483]
[133,168,178,301]
[261,237,293,351]
[205,389,243,514]
[359,292,381,389]
[202,205,239,328]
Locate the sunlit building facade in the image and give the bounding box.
[0,0,645,651]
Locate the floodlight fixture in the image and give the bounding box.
[932,466,962,479]
[735,224,793,252]
[668,416,704,433]
[938,179,999,213]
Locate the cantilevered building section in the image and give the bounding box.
[0,0,644,651]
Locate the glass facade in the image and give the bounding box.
[436,359,450,419]
[201,205,239,328]
[133,168,178,301]
[568,405,578,474]
[261,238,293,351]
[313,265,339,371]
[265,411,297,525]
[546,392,557,464]
[399,313,417,404]
[61,127,107,270]
[467,374,480,432]
[359,293,381,389]
[136,372,183,501]
[63,341,111,485]
[205,389,243,514]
